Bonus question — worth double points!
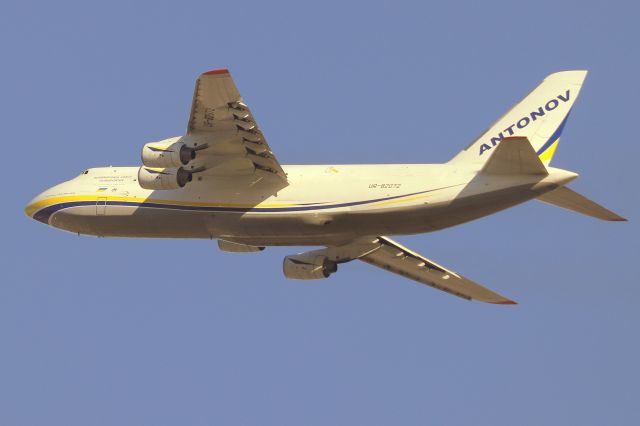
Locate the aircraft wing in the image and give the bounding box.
[356,237,517,304]
[186,69,287,181]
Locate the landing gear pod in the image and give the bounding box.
[138,167,192,190]
[141,139,196,168]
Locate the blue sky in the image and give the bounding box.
[2,1,638,424]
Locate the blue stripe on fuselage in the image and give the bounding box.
[31,186,455,224]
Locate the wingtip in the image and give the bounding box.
[202,68,229,76]
[494,299,518,305]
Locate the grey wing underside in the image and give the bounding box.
[359,237,516,304]
[319,236,516,304]
[186,69,287,183]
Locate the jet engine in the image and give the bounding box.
[138,166,192,190]
[141,139,196,168]
[283,253,338,280]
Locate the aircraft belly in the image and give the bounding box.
[421,184,541,230]
[49,205,97,235]
[51,205,211,238]
[212,206,439,246]
[48,204,364,241]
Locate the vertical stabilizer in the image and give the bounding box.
[451,71,588,166]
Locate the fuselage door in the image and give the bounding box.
[96,197,107,215]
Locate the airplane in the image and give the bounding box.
[25,69,626,305]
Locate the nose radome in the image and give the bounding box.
[25,191,47,219]
[25,179,76,221]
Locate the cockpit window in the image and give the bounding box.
[81,170,89,175]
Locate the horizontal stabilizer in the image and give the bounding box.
[537,186,627,221]
[481,136,548,175]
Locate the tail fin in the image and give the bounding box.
[537,186,627,221]
[451,71,588,166]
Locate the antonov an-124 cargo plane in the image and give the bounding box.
[25,69,626,304]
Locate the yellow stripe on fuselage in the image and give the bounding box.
[24,195,306,216]
[25,191,432,217]
[373,194,433,206]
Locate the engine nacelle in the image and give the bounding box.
[141,138,196,168]
[138,167,192,190]
[283,253,338,280]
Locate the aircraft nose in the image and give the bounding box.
[25,188,53,224]
[25,192,44,218]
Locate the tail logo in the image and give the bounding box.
[479,90,571,155]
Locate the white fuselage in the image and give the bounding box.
[25,163,577,246]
